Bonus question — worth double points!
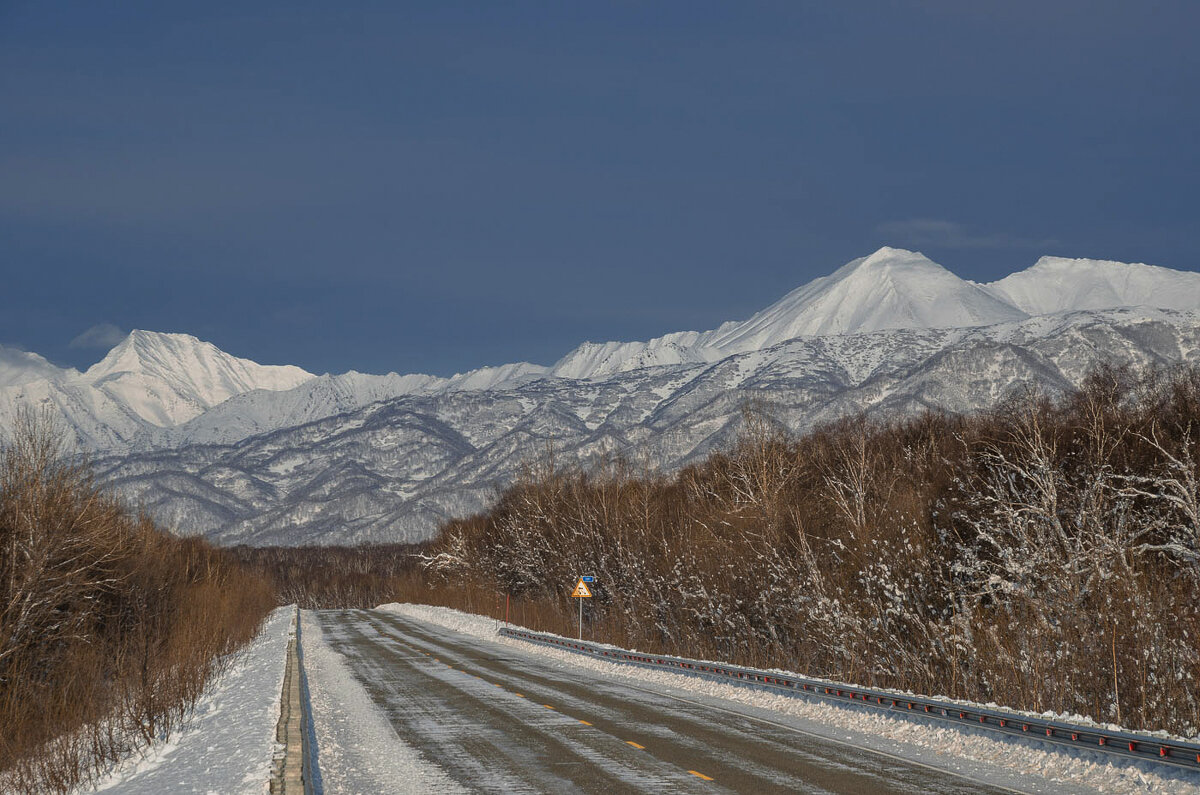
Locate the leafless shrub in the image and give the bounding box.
[0,408,275,794]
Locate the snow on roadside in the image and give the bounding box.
[300,610,465,794]
[86,606,293,794]
[380,603,1200,795]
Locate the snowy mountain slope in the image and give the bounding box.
[444,361,548,391]
[551,247,1030,380]
[0,343,74,387]
[83,330,315,427]
[0,331,315,449]
[550,332,719,379]
[702,247,1029,349]
[144,361,549,450]
[985,256,1200,315]
[92,308,1200,545]
[548,249,1199,385]
[0,374,148,449]
[145,371,446,450]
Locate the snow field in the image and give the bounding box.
[380,603,1200,795]
[86,606,293,794]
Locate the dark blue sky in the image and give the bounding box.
[3,1,1198,375]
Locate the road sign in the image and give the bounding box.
[571,579,593,598]
[580,575,596,582]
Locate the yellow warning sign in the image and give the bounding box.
[571,579,593,598]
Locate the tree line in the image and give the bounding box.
[420,364,1200,737]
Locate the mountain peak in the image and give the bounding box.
[83,330,314,427]
[858,245,928,266]
[702,247,1028,350]
[0,344,75,388]
[87,330,207,379]
[986,256,1200,315]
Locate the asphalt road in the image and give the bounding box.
[312,609,1019,794]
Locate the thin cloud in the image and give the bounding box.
[69,323,126,350]
[875,219,1058,250]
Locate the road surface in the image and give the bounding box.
[310,609,1021,794]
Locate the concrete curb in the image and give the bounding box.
[271,609,311,794]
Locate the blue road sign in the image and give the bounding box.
[581,576,596,582]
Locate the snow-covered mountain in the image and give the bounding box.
[704,246,1029,347]
[0,329,548,451]
[92,307,1200,545]
[0,331,315,447]
[83,330,315,427]
[983,256,1200,316]
[0,345,73,387]
[5,246,1199,544]
[146,362,549,448]
[550,247,1030,380]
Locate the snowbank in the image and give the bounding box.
[86,606,293,794]
[380,603,1200,795]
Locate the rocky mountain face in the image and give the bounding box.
[5,247,1199,545]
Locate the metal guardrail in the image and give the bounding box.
[499,626,1200,772]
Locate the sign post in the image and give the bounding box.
[570,576,595,640]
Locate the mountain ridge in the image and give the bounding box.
[93,306,1200,545]
[983,255,1200,316]
[4,246,1197,453]
[4,246,1200,544]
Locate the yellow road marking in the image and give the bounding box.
[579,720,592,726]
[625,741,645,749]
[543,704,555,710]
[688,770,714,781]
[514,693,525,698]
[493,683,502,687]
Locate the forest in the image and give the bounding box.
[0,411,275,793]
[409,364,1200,737]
